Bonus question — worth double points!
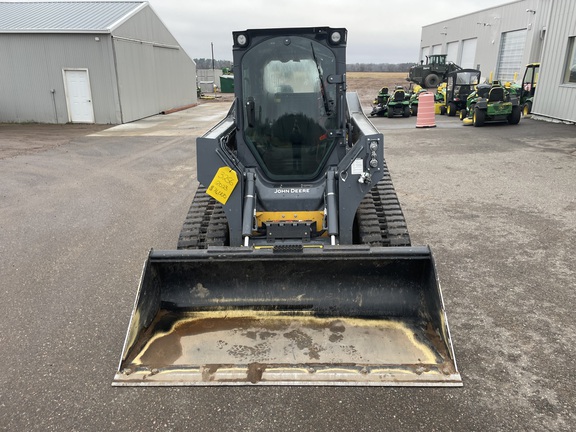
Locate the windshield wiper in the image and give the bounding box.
[310,42,331,116]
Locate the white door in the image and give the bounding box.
[63,69,95,123]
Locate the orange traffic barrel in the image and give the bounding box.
[416,92,436,128]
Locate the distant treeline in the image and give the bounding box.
[194,59,232,69]
[194,58,413,73]
[347,63,413,72]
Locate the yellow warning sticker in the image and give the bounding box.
[206,167,238,204]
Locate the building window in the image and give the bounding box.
[564,37,576,84]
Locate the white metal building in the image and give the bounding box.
[533,0,576,123]
[0,1,197,124]
[419,0,576,123]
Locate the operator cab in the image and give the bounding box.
[428,54,447,65]
[234,29,346,181]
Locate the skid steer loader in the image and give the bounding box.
[113,27,462,386]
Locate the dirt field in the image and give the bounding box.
[346,71,409,106]
[207,71,410,109]
[210,71,409,106]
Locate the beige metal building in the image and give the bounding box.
[0,1,197,124]
[420,0,576,123]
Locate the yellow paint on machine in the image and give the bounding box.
[255,211,324,229]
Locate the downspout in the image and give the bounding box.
[50,89,58,123]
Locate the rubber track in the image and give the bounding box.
[356,162,411,247]
[177,186,228,249]
[178,163,411,249]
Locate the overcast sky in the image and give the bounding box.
[7,0,513,63]
[147,0,512,63]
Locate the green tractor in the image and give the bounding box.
[369,86,391,117]
[441,69,481,116]
[406,54,462,88]
[386,85,411,118]
[461,81,521,126]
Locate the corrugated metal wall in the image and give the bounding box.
[112,6,197,123]
[532,0,576,122]
[0,33,121,123]
[0,4,196,124]
[420,0,551,82]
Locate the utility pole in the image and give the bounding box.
[211,42,215,92]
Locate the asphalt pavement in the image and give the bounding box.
[1,104,575,431]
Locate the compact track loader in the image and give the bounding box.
[114,27,462,387]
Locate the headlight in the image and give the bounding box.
[330,31,342,44]
[236,34,248,47]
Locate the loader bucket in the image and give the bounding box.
[113,246,462,386]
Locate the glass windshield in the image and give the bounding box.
[524,66,539,85]
[448,72,480,98]
[455,72,479,85]
[241,36,338,181]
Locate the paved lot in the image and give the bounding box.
[1,104,575,431]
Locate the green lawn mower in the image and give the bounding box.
[408,85,426,116]
[370,87,391,117]
[386,86,411,118]
[461,81,521,126]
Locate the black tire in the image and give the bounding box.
[522,101,532,116]
[447,102,457,117]
[459,108,467,120]
[387,108,394,118]
[411,105,418,116]
[473,107,486,127]
[424,74,439,88]
[508,105,521,125]
[403,106,411,117]
[439,105,447,115]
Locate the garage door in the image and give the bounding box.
[446,41,458,64]
[420,46,430,63]
[461,38,477,69]
[497,29,527,82]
